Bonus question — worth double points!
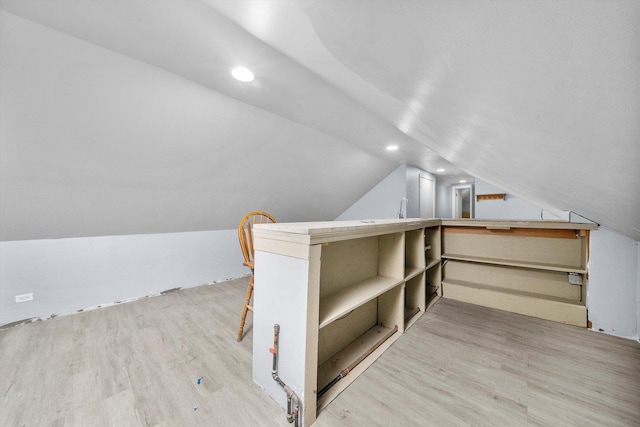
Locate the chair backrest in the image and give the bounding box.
[238,211,277,266]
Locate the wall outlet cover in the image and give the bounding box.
[568,273,583,285]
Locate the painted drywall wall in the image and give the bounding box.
[405,166,420,218]
[474,180,544,220]
[435,184,451,218]
[252,249,313,416]
[637,244,640,342]
[336,165,437,221]
[0,9,395,241]
[0,230,246,326]
[588,228,639,339]
[336,164,407,220]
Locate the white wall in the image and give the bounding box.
[588,228,639,340]
[0,10,395,241]
[0,230,246,326]
[474,180,544,220]
[336,164,407,220]
[436,184,451,218]
[252,249,315,414]
[336,165,436,221]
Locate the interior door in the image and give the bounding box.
[419,176,435,218]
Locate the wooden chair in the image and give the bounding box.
[237,211,276,342]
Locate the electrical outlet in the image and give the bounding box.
[15,293,34,303]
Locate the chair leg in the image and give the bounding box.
[237,274,254,342]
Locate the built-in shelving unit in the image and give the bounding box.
[252,219,596,426]
[252,219,441,426]
[440,221,596,327]
[316,232,404,403]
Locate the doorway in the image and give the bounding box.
[452,184,474,219]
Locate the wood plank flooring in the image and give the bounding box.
[1,277,639,426]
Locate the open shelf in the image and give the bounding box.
[442,279,586,326]
[441,253,587,274]
[317,324,399,408]
[404,271,425,330]
[443,259,582,301]
[405,229,425,272]
[252,219,593,427]
[319,276,403,329]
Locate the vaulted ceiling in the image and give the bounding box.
[1,0,638,241]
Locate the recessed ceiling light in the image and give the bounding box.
[386,145,399,151]
[231,66,255,82]
[459,180,467,183]
[436,168,445,172]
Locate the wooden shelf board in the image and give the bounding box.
[426,258,440,270]
[441,253,586,274]
[317,324,400,411]
[404,266,425,281]
[442,279,586,326]
[319,276,403,329]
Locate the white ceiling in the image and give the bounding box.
[1,0,638,241]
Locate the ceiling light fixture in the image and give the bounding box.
[436,168,445,172]
[386,145,399,151]
[231,66,255,82]
[459,180,467,183]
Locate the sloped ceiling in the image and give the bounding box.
[1,0,638,241]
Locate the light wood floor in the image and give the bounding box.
[1,277,639,426]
